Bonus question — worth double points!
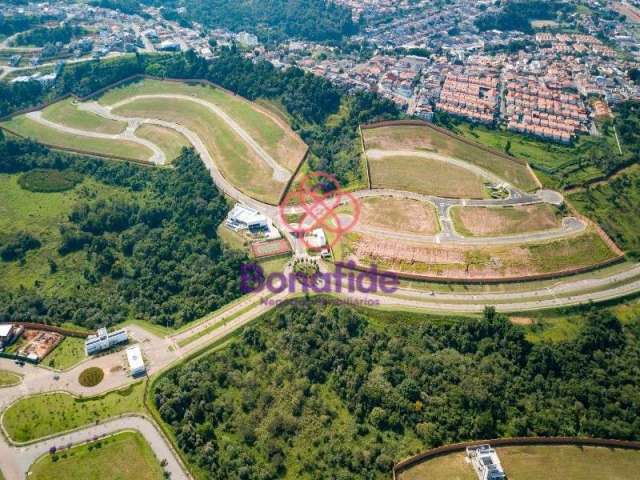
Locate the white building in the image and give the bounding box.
[226,204,269,232]
[126,345,146,376]
[85,327,128,355]
[304,228,327,250]
[466,445,506,480]
[0,324,21,349]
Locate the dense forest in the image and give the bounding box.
[0,50,399,187]
[13,24,86,47]
[0,137,248,329]
[475,1,574,34]
[143,0,357,43]
[154,301,640,479]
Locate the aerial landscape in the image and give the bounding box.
[1,0,640,479]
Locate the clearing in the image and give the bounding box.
[336,229,616,279]
[28,431,164,480]
[367,151,489,199]
[344,196,440,235]
[399,445,640,480]
[2,382,145,442]
[362,124,538,191]
[134,124,191,162]
[451,204,563,237]
[0,115,152,162]
[41,337,86,370]
[99,78,307,172]
[41,97,126,135]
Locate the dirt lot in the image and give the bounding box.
[451,204,562,237]
[355,197,439,235]
[18,329,63,360]
[343,230,616,279]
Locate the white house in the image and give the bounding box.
[85,327,128,355]
[466,444,506,480]
[126,345,146,376]
[226,204,269,232]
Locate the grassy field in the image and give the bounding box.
[346,197,440,234]
[0,116,152,162]
[0,173,128,295]
[42,337,86,370]
[367,153,489,198]
[455,122,620,189]
[338,229,616,279]
[450,204,562,237]
[363,125,538,191]
[3,382,145,442]
[569,165,640,256]
[99,78,307,171]
[0,370,22,387]
[28,431,164,480]
[41,98,126,135]
[113,97,285,204]
[399,445,640,480]
[134,124,191,162]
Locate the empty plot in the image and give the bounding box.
[134,124,191,162]
[399,445,640,480]
[451,204,562,237]
[339,229,616,279]
[354,197,440,235]
[100,78,307,171]
[29,431,164,480]
[41,98,126,135]
[367,152,488,199]
[363,125,538,191]
[0,116,152,162]
[113,97,286,204]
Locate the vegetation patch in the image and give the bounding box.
[28,431,164,480]
[0,370,22,387]
[3,381,145,442]
[154,301,640,480]
[18,169,84,193]
[78,367,104,387]
[0,231,41,262]
[42,337,86,370]
[41,98,126,135]
[134,124,191,163]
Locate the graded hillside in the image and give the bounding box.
[41,97,127,135]
[99,78,307,172]
[0,115,153,162]
[134,124,191,163]
[451,204,563,237]
[362,124,539,192]
[352,197,440,235]
[334,229,616,280]
[399,445,640,480]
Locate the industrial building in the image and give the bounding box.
[126,345,146,377]
[85,327,128,355]
[466,444,506,480]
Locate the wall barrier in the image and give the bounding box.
[11,322,89,338]
[335,254,626,285]
[392,436,640,477]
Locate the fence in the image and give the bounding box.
[393,436,640,477]
[12,322,89,338]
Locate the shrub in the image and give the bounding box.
[78,367,104,387]
[18,169,83,193]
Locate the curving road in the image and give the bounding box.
[107,94,292,181]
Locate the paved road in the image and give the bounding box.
[25,111,165,164]
[108,94,292,181]
[0,416,187,480]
